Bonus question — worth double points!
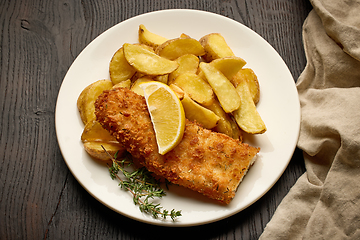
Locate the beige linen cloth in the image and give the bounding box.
[259,0,360,239]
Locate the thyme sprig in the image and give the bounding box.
[102,146,182,221]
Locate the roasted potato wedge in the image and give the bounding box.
[153,74,168,84]
[199,33,235,62]
[231,68,260,105]
[212,57,246,79]
[109,47,137,85]
[81,120,118,143]
[199,62,240,113]
[155,38,205,60]
[130,71,146,82]
[84,142,126,162]
[198,56,246,81]
[134,43,156,53]
[204,99,243,141]
[112,79,131,89]
[130,76,153,96]
[228,115,243,142]
[205,99,233,137]
[138,24,168,49]
[180,33,191,39]
[233,80,266,134]
[77,79,113,125]
[173,72,214,106]
[181,94,220,129]
[123,43,178,75]
[168,54,199,84]
[169,84,185,100]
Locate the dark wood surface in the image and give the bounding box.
[0,0,312,239]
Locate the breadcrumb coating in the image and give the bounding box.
[95,87,259,204]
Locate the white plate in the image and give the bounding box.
[55,9,300,227]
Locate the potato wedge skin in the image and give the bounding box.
[123,43,179,75]
[81,118,126,161]
[199,62,240,113]
[77,79,113,125]
[233,81,266,134]
[231,68,260,105]
[181,94,220,129]
[155,38,205,60]
[81,120,118,143]
[173,72,214,106]
[199,33,235,62]
[138,24,168,49]
[84,142,126,162]
[109,47,137,85]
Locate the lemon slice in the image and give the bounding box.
[140,81,185,155]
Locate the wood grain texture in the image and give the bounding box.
[0,0,312,239]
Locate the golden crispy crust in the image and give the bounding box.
[95,87,259,204]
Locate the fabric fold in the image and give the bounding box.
[310,0,360,61]
[259,0,360,239]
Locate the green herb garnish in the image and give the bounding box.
[102,146,181,221]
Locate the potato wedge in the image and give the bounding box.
[84,142,126,162]
[130,71,146,82]
[228,115,243,142]
[168,54,199,84]
[199,33,235,62]
[211,57,246,80]
[198,56,246,81]
[130,76,153,96]
[199,62,240,113]
[153,74,168,84]
[112,79,131,89]
[181,94,220,129]
[123,43,178,75]
[203,98,242,141]
[81,120,118,143]
[77,79,113,125]
[205,99,233,137]
[169,84,185,100]
[109,47,137,85]
[231,68,260,105]
[180,33,191,39]
[233,80,266,134]
[173,72,214,106]
[155,38,205,60]
[138,24,168,49]
[134,43,156,53]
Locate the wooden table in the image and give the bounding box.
[0,0,312,239]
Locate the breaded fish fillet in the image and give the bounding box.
[95,87,259,204]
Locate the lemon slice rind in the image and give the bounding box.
[140,81,185,155]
